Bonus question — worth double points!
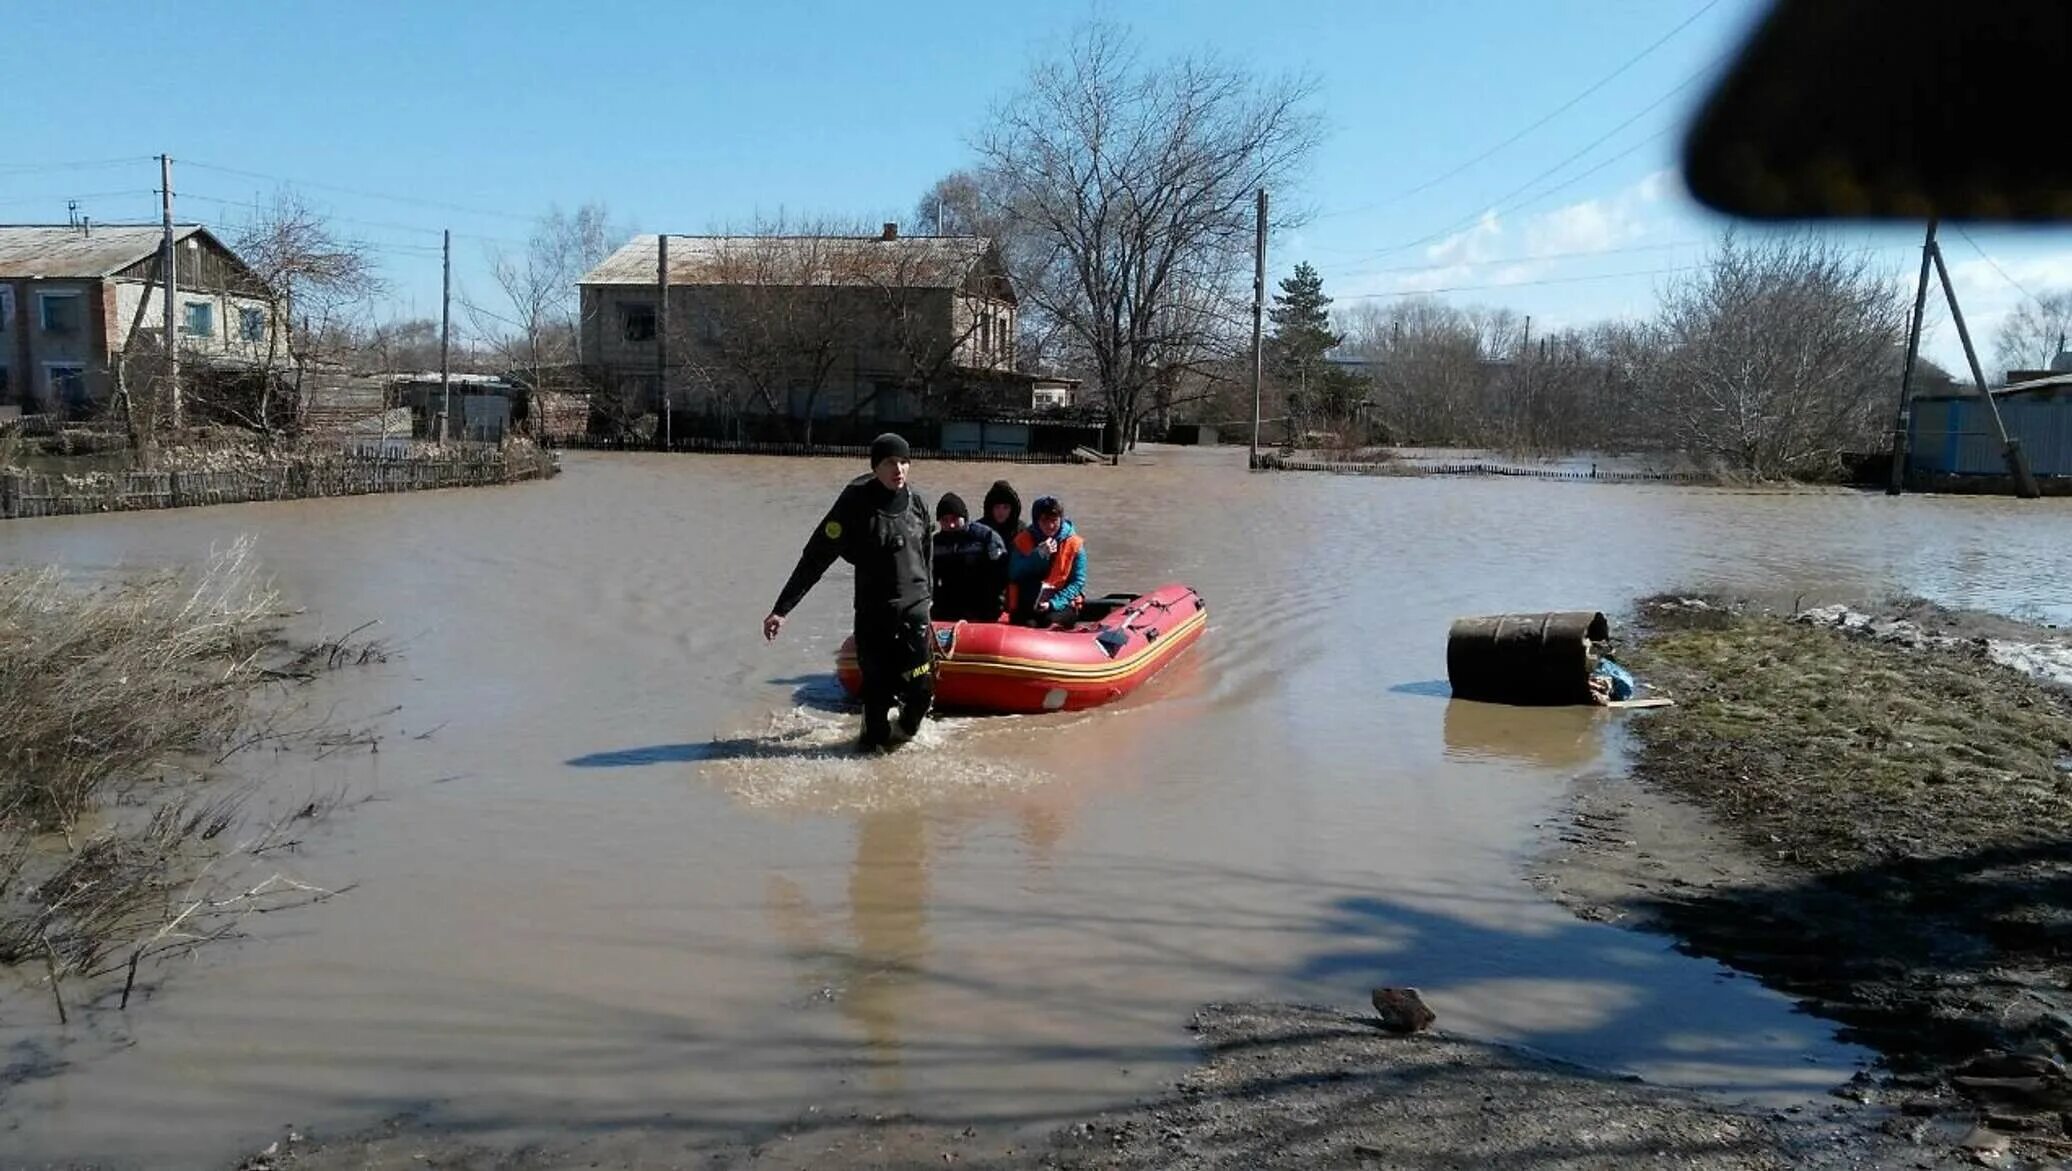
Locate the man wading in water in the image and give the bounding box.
[763,433,936,752]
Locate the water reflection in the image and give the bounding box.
[768,812,933,1090]
[1442,700,1608,770]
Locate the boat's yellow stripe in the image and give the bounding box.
[837,609,1207,684]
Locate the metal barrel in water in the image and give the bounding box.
[1445,611,1610,706]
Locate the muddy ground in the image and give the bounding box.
[1535,595,2072,1163]
[230,1003,1948,1171]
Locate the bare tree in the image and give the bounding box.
[978,22,1321,462]
[1992,289,2072,377]
[474,203,626,386]
[1648,232,1905,478]
[676,223,869,446]
[1340,298,1490,445]
[230,191,382,437]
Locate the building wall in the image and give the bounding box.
[0,274,283,412]
[109,279,285,363]
[581,282,972,421]
[951,293,1015,371]
[1,278,102,410]
[1910,392,2072,477]
[1,280,27,405]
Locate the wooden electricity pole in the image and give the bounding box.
[657,233,670,451]
[160,154,180,428]
[1888,219,1937,495]
[1890,221,2040,499]
[1931,239,2040,498]
[1249,188,1267,468]
[439,228,452,442]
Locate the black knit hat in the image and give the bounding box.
[869,432,911,467]
[936,492,968,521]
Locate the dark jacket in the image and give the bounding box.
[771,475,933,622]
[931,522,1008,622]
[981,480,1024,545]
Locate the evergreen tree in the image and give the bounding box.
[1267,261,1342,381]
[1267,262,1364,432]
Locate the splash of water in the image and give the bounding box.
[702,703,1051,814]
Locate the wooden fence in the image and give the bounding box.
[1,446,559,520]
[1257,456,1712,485]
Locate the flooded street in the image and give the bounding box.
[4,447,2071,1169]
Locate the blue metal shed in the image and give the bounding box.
[1908,378,2072,477]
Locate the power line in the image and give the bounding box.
[0,156,158,177]
[1338,264,1705,301]
[181,159,541,224]
[1332,237,1709,281]
[1952,226,2049,309]
[1348,61,1720,268]
[0,189,159,211]
[1315,0,1722,220]
[178,189,527,247]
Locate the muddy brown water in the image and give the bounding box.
[4,447,2071,1169]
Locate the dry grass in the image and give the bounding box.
[0,540,281,830]
[1627,598,2072,871]
[0,540,368,1019]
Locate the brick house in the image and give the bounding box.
[577,225,1033,442]
[0,224,280,416]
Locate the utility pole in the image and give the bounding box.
[1889,219,1937,495]
[439,228,452,443]
[1520,314,1533,407]
[1249,188,1267,468]
[657,233,671,451]
[1931,239,2041,498]
[160,154,180,429]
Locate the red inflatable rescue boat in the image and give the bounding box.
[836,583,1207,713]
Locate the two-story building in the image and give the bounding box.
[0,224,280,417]
[578,226,1032,442]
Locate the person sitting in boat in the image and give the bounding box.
[979,480,1023,545]
[1007,495,1087,626]
[931,491,1008,623]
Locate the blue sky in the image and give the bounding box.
[9,0,2071,372]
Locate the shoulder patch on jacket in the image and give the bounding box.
[824,520,843,540]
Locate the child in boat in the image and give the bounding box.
[1006,495,1087,626]
[930,492,1009,622]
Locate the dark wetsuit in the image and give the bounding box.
[771,474,935,747]
[931,522,1008,623]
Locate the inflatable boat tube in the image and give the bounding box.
[836,583,1207,714]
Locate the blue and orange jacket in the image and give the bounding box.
[1007,519,1087,614]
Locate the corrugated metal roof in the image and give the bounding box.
[0,224,208,279]
[1916,372,2072,402]
[579,234,995,289]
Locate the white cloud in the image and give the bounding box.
[1424,210,1504,267]
[1348,172,1673,302]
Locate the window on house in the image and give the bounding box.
[239,307,266,342]
[39,292,81,335]
[621,303,656,342]
[47,365,88,414]
[183,301,214,337]
[0,286,13,330]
